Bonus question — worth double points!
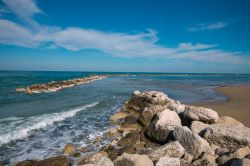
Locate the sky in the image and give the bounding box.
[0,0,250,73]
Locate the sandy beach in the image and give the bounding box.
[194,84,250,127]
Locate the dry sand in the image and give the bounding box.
[194,85,250,127]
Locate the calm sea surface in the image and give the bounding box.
[0,71,250,164]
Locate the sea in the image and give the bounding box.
[0,71,250,164]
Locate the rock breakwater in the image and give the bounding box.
[16,75,108,94]
[14,90,250,166]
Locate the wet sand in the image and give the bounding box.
[194,85,250,127]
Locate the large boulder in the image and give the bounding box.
[147,141,185,162]
[203,124,250,151]
[184,106,219,123]
[190,121,209,135]
[216,116,244,127]
[114,153,154,166]
[138,105,167,126]
[125,91,170,113]
[147,109,182,142]
[156,157,180,166]
[173,126,211,159]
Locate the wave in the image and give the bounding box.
[0,102,99,146]
[0,116,23,122]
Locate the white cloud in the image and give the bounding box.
[178,43,216,51]
[36,28,175,57]
[188,22,228,31]
[0,19,39,48]
[1,0,42,29]
[0,0,249,65]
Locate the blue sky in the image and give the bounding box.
[0,0,250,73]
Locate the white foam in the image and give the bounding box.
[0,116,23,122]
[0,102,99,146]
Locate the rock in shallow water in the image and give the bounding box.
[147,109,182,142]
[184,106,219,123]
[173,126,211,159]
[204,124,250,152]
[62,143,76,155]
[15,156,71,166]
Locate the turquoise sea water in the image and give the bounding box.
[0,71,250,164]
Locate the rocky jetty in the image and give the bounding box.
[16,75,108,94]
[14,90,250,166]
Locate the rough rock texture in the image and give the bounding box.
[77,151,107,165]
[147,141,185,161]
[173,126,211,159]
[138,105,167,126]
[114,153,154,166]
[147,109,182,142]
[234,146,250,159]
[184,106,219,123]
[95,156,114,166]
[204,124,250,151]
[166,101,185,114]
[180,152,193,166]
[190,121,209,135]
[216,116,244,127]
[62,143,76,155]
[117,131,141,154]
[126,91,170,113]
[191,154,218,166]
[156,157,180,166]
[15,156,71,166]
[122,91,175,126]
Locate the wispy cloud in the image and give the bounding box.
[0,19,39,48]
[0,0,249,65]
[2,0,42,29]
[188,22,228,31]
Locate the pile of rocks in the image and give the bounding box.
[14,91,250,166]
[16,75,108,94]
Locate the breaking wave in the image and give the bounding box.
[0,102,99,146]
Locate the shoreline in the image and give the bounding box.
[12,90,250,166]
[193,84,250,127]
